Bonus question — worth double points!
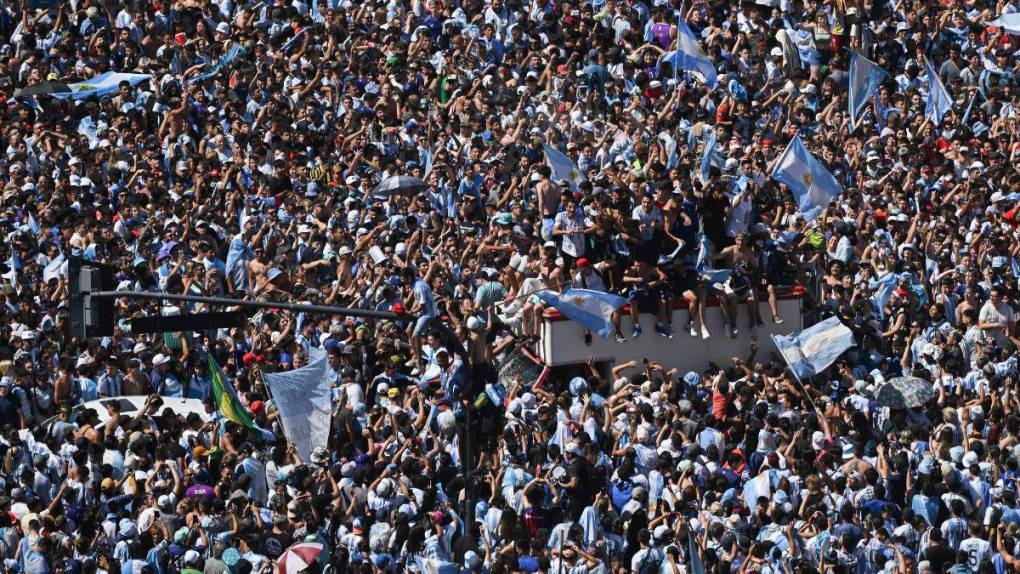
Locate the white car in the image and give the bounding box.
[43,396,211,430]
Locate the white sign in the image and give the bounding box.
[264,348,332,461]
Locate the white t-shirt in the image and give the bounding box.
[553,210,589,257]
[631,206,663,241]
[958,536,992,571]
[979,300,1014,346]
[725,192,752,238]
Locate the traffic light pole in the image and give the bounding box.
[86,288,476,525]
[91,290,401,321]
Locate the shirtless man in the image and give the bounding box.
[249,246,270,292]
[535,166,560,241]
[621,259,673,339]
[716,232,763,331]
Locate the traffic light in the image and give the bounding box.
[68,257,115,339]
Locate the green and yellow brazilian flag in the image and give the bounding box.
[208,353,273,439]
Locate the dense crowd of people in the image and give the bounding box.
[2,0,1020,573]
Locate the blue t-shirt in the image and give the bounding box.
[517,556,540,573]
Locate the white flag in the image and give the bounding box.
[743,471,771,508]
[263,348,332,461]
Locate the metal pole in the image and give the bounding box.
[426,321,474,527]
[91,290,400,321]
[97,289,477,523]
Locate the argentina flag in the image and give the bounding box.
[770,134,843,220]
[924,56,952,126]
[535,288,626,338]
[848,50,888,132]
[771,316,855,380]
[660,15,718,89]
[543,145,586,191]
[985,13,1020,35]
[699,127,722,184]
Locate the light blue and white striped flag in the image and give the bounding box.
[26,213,41,236]
[694,234,732,284]
[848,50,888,132]
[689,526,706,574]
[771,316,855,380]
[660,15,718,89]
[542,145,586,191]
[771,134,842,221]
[924,56,952,126]
[43,254,66,284]
[699,127,721,184]
[225,234,253,293]
[985,13,1020,35]
[658,132,679,170]
[535,288,626,338]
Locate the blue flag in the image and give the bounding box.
[770,134,843,221]
[694,234,730,284]
[535,288,626,338]
[771,316,855,380]
[924,56,952,126]
[4,240,20,290]
[689,530,705,574]
[986,13,1020,35]
[188,45,247,85]
[421,146,434,177]
[225,234,253,292]
[542,145,586,191]
[26,213,41,236]
[848,50,888,132]
[7,241,21,271]
[699,127,721,184]
[660,16,717,89]
[869,271,911,320]
[658,133,679,169]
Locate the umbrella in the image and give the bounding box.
[875,376,936,409]
[13,81,72,98]
[373,175,427,196]
[185,484,216,498]
[278,542,323,574]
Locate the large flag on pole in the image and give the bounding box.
[4,241,20,290]
[770,316,855,380]
[535,288,626,338]
[770,134,843,221]
[660,15,718,89]
[985,13,1020,35]
[848,51,888,132]
[208,354,273,439]
[263,348,332,461]
[698,127,722,184]
[42,254,66,284]
[542,145,586,191]
[688,528,705,574]
[924,56,952,126]
[225,233,253,293]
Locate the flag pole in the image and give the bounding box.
[769,333,821,414]
[674,2,684,85]
[961,89,979,126]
